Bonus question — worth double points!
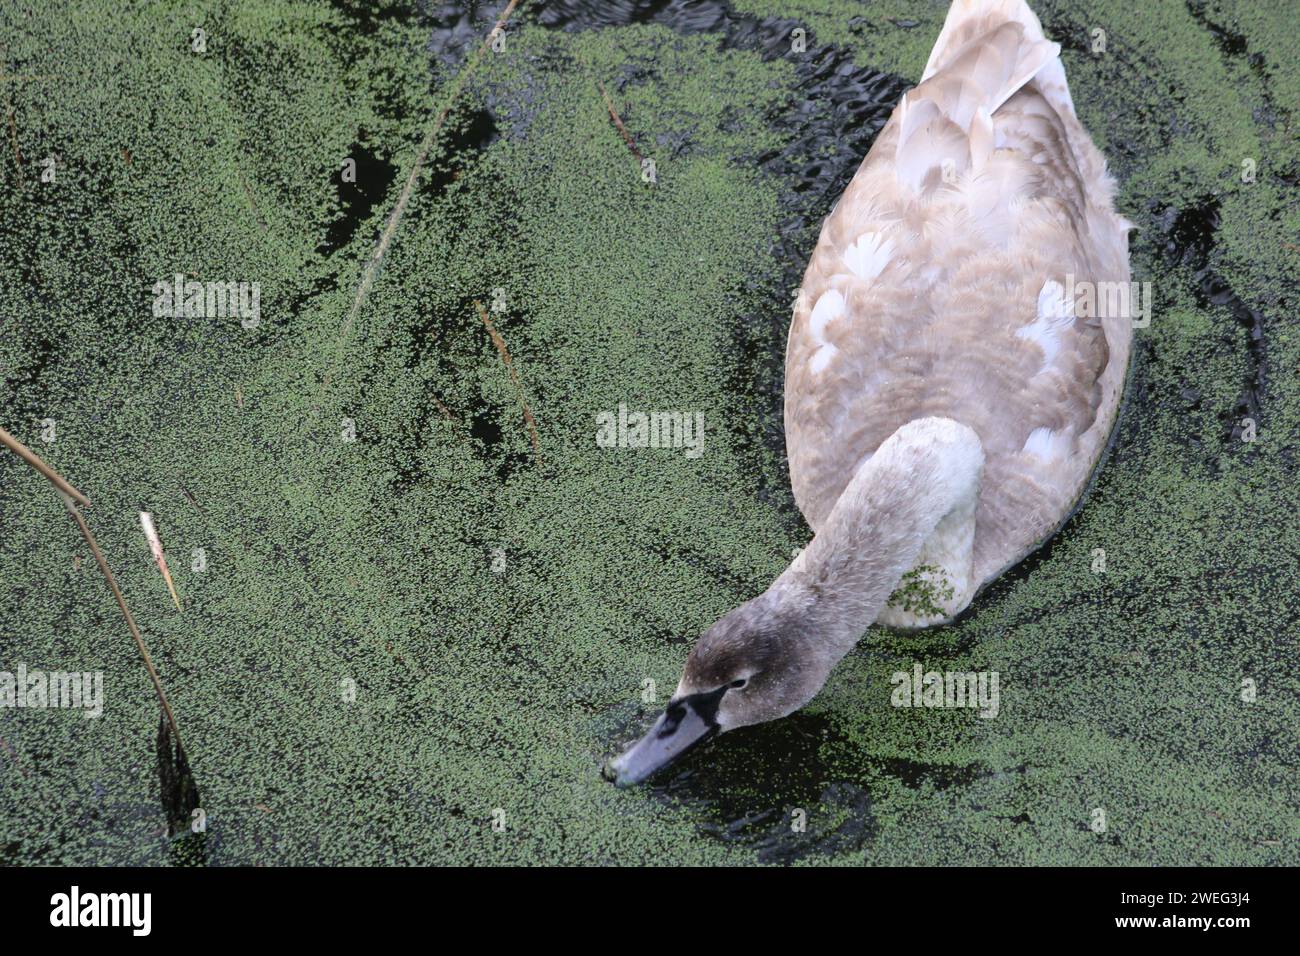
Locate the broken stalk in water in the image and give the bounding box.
[0,423,199,835]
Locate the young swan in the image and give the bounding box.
[607,0,1133,785]
[607,418,983,785]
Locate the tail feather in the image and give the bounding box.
[897,0,1068,190]
[922,0,1053,84]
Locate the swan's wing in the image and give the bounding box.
[784,0,1131,586]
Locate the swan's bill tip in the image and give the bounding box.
[604,696,721,787]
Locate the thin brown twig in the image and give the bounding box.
[475,299,539,459]
[0,53,21,181]
[0,51,56,181]
[315,0,527,409]
[62,500,185,750]
[174,486,255,583]
[5,104,21,179]
[177,479,203,511]
[238,169,269,233]
[0,424,185,751]
[597,78,645,164]
[0,425,90,506]
[0,55,58,180]
[431,395,457,421]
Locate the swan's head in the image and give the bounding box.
[604,589,827,786]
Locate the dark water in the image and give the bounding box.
[1155,196,1267,441]
[318,142,399,255]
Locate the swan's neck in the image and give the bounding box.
[772,418,985,659]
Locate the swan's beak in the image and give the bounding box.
[603,689,724,787]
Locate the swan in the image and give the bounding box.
[607,0,1133,785]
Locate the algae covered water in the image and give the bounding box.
[0,0,1296,865]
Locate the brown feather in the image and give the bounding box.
[785,0,1131,601]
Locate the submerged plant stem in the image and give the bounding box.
[317,0,528,407]
[63,500,185,751]
[476,299,540,460]
[0,423,185,751]
[598,79,647,164]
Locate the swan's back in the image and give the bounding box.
[784,0,1132,601]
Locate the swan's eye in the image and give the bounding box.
[730,678,748,689]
